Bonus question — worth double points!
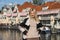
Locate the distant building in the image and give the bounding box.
[1,2,60,29]
[17,2,60,29]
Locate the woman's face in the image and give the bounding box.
[29,10,36,18]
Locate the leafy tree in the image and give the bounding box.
[33,0,45,5]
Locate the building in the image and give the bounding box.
[0,4,19,25]
[0,2,60,29]
[17,2,60,29]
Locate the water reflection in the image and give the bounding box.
[40,33,60,40]
[0,25,60,40]
[40,33,51,40]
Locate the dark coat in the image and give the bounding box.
[19,18,43,40]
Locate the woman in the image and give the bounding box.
[19,9,43,40]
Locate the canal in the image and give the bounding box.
[0,25,60,40]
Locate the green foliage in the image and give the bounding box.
[33,0,45,5]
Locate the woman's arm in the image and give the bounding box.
[18,18,28,35]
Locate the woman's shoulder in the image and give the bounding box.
[24,18,28,21]
[22,18,29,22]
[38,20,42,25]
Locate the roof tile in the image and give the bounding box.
[17,2,60,12]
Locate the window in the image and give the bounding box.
[42,6,49,11]
[10,18,16,22]
[12,16,16,18]
[40,20,50,24]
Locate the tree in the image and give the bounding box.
[33,0,45,5]
[33,0,38,4]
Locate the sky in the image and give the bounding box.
[0,0,31,9]
[0,0,54,9]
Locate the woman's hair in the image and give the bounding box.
[29,8,39,22]
[29,8,36,14]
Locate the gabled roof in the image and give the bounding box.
[17,2,37,12]
[43,2,60,10]
[17,2,60,12]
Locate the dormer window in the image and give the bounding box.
[42,6,49,11]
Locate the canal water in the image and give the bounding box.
[0,25,60,40]
[51,33,60,40]
[0,29,21,40]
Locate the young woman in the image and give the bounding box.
[19,9,43,40]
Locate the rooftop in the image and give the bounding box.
[17,2,60,12]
